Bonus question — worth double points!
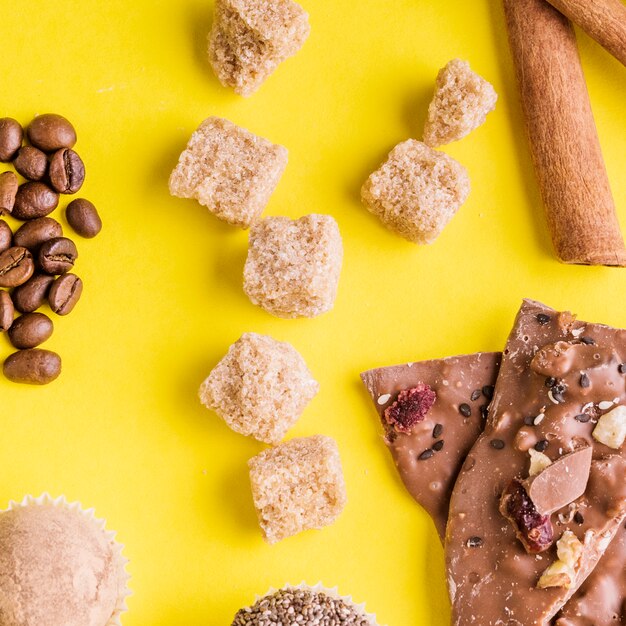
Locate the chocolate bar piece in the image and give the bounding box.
[446,300,626,626]
[360,352,501,537]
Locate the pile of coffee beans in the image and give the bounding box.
[0,114,102,385]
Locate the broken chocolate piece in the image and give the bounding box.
[383,383,436,433]
[524,446,593,516]
[360,352,500,537]
[446,300,626,626]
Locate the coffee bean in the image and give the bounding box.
[0,118,23,162]
[27,114,76,152]
[3,348,61,384]
[66,198,101,238]
[12,182,59,220]
[12,274,54,313]
[38,237,78,275]
[0,171,18,215]
[49,148,85,194]
[48,273,82,315]
[13,146,48,181]
[0,290,14,331]
[13,217,63,252]
[0,247,34,288]
[0,220,12,253]
[8,312,53,349]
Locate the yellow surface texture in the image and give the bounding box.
[1,1,626,625]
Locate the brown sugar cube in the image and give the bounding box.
[208,0,310,97]
[361,139,470,244]
[198,333,319,444]
[169,117,288,228]
[248,435,347,544]
[423,59,498,147]
[243,214,343,318]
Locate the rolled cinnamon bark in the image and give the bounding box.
[546,0,626,68]
[504,0,626,266]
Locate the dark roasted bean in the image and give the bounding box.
[13,217,63,252]
[12,274,55,313]
[0,118,23,161]
[0,219,12,253]
[38,237,78,275]
[8,312,53,349]
[48,273,82,315]
[49,148,85,194]
[0,290,14,331]
[12,182,59,220]
[3,348,61,384]
[0,247,34,288]
[66,198,101,238]
[0,171,18,215]
[27,114,76,152]
[13,146,48,181]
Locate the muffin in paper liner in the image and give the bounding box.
[0,493,130,626]
[231,582,382,626]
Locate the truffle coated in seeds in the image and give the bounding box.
[243,214,343,318]
[209,0,310,97]
[231,587,378,626]
[423,59,497,147]
[248,435,347,543]
[361,140,470,244]
[169,117,288,228]
[198,332,319,444]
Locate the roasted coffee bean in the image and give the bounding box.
[12,274,54,313]
[0,118,23,161]
[66,198,101,238]
[13,146,48,181]
[38,237,78,274]
[12,182,59,220]
[0,171,18,215]
[13,217,63,252]
[0,220,12,253]
[8,312,53,349]
[3,348,61,385]
[49,149,85,194]
[48,273,82,315]
[27,114,76,152]
[0,247,34,288]
[0,290,14,331]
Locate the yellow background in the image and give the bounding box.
[1,1,625,625]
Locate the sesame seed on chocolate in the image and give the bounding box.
[433,440,444,452]
[534,439,549,452]
[524,415,535,426]
[471,389,481,401]
[579,373,590,388]
[580,336,596,345]
[575,413,591,423]
[545,377,556,388]
[418,449,434,461]
[490,439,505,450]
[536,313,551,325]
[482,385,494,400]
[574,512,584,525]
[619,363,626,374]
[466,536,484,548]
[432,423,443,439]
[480,405,489,419]
[459,403,471,417]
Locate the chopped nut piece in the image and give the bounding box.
[592,405,626,449]
[537,530,583,589]
[528,448,552,476]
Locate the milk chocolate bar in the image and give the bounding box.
[360,352,501,537]
[446,300,626,626]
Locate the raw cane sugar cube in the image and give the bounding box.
[248,435,347,543]
[361,139,470,244]
[198,333,319,444]
[208,0,310,97]
[243,214,343,318]
[423,59,497,147]
[169,117,288,228]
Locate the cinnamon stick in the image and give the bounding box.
[546,0,626,68]
[503,0,626,266]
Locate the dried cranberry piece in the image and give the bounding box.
[499,478,553,554]
[384,383,436,433]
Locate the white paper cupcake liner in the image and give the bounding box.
[6,493,131,626]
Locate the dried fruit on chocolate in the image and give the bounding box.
[592,405,626,449]
[537,530,583,589]
[499,478,554,553]
[383,383,436,433]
